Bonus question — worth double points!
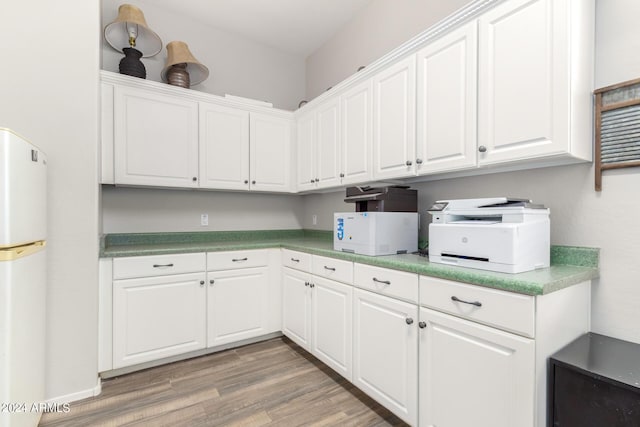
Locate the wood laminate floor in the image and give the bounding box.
[39,337,408,427]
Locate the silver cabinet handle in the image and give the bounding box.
[310,283,315,288]
[405,160,413,166]
[406,318,414,325]
[252,180,256,184]
[419,321,427,329]
[451,295,482,307]
[192,177,197,182]
[416,158,423,164]
[372,277,391,285]
[153,263,174,268]
[244,180,248,184]
[209,279,215,286]
[339,173,344,178]
[291,258,300,262]
[199,280,205,287]
[324,266,336,271]
[315,178,320,183]
[232,258,248,262]
[304,281,309,287]
[478,145,487,153]
[310,179,315,184]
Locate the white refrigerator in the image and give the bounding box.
[0,129,47,427]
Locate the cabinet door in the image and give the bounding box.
[250,113,293,192]
[373,56,416,180]
[199,103,250,190]
[101,82,115,184]
[419,307,535,427]
[341,79,373,185]
[478,0,569,165]
[113,272,206,369]
[207,267,268,347]
[311,276,352,381]
[296,111,316,191]
[315,98,341,189]
[416,21,478,175]
[113,85,199,188]
[282,267,311,351]
[353,289,418,425]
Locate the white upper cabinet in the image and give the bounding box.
[199,102,250,190]
[295,98,343,191]
[103,72,295,192]
[296,111,316,191]
[372,55,417,180]
[113,85,199,188]
[315,98,342,188]
[477,0,593,165]
[340,79,373,185]
[416,21,478,175]
[249,112,293,192]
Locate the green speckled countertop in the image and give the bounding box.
[100,230,599,296]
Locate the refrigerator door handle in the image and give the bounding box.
[0,240,46,261]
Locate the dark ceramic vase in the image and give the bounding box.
[119,47,146,79]
[166,63,191,89]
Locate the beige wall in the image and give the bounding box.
[302,0,640,344]
[305,0,472,100]
[0,1,100,400]
[101,0,306,110]
[102,187,304,233]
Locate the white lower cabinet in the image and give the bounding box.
[311,276,352,381]
[282,263,353,381]
[419,307,535,427]
[353,288,418,426]
[113,272,207,369]
[282,267,312,351]
[206,266,269,347]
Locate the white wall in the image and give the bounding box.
[301,0,640,344]
[305,0,472,100]
[101,0,306,110]
[0,1,100,401]
[103,187,303,233]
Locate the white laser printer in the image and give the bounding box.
[334,186,419,256]
[428,197,550,273]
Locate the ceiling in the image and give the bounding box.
[144,0,373,57]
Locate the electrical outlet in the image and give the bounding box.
[201,213,209,226]
[312,214,317,225]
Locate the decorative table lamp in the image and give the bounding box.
[104,4,162,78]
[161,41,209,89]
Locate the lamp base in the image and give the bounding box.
[166,63,190,88]
[119,48,146,79]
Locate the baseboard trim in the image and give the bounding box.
[46,379,102,404]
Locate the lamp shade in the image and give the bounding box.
[161,41,209,86]
[104,4,162,57]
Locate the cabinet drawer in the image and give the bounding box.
[354,264,418,303]
[113,253,206,280]
[207,249,268,271]
[420,276,535,338]
[282,249,311,272]
[312,255,353,284]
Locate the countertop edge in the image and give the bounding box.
[100,237,599,297]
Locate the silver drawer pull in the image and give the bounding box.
[372,277,391,285]
[232,258,248,262]
[153,263,174,268]
[451,295,482,307]
[324,266,336,271]
[291,258,300,262]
